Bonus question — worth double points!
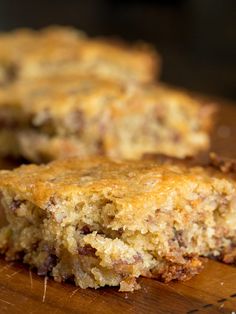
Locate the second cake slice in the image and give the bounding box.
[0,75,215,162]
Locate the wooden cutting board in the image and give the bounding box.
[0,97,236,314]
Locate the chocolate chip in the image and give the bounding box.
[10,199,25,212]
[78,245,96,257]
[81,225,91,235]
[46,196,57,210]
[37,254,58,276]
[117,228,123,236]
[49,196,57,206]
[96,139,105,155]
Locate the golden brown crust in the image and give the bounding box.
[0,156,234,211]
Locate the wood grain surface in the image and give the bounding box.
[0,99,236,314]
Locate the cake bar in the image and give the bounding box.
[0,26,159,84]
[0,75,215,162]
[0,155,236,291]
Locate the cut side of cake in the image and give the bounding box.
[0,26,159,85]
[0,155,235,291]
[0,76,215,162]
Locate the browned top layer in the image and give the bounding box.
[0,156,235,214]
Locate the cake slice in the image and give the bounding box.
[0,155,235,291]
[0,75,215,162]
[0,26,159,84]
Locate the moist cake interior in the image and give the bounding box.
[0,158,236,291]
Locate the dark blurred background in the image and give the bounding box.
[0,0,235,100]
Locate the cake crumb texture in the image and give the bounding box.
[0,157,235,291]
